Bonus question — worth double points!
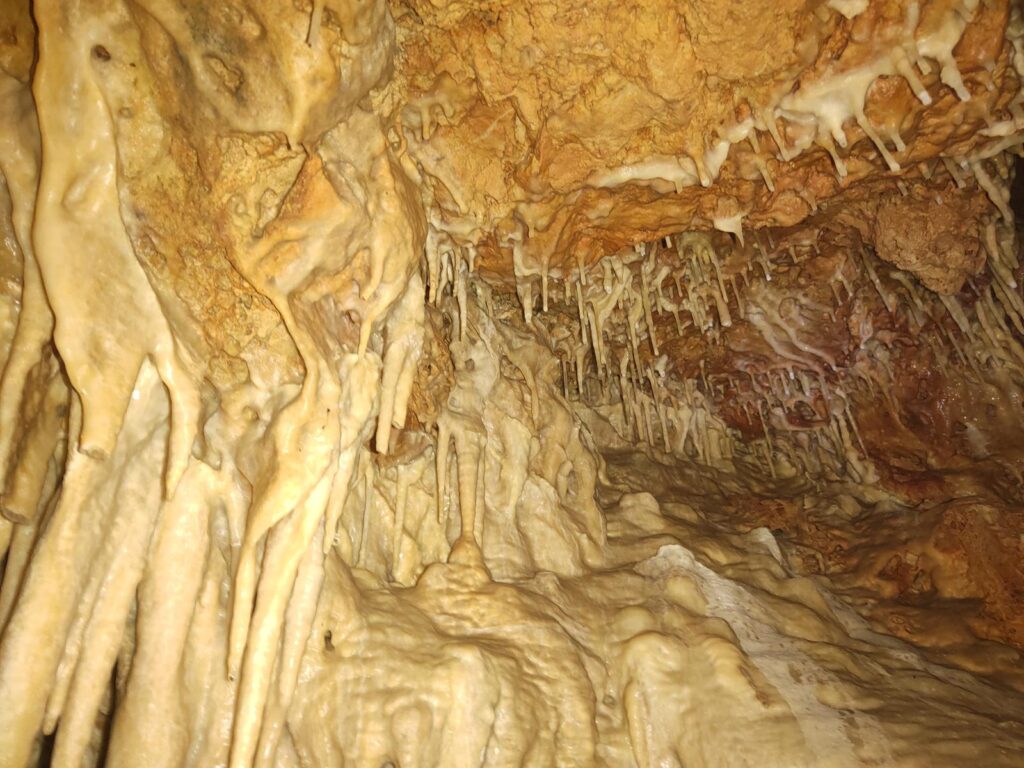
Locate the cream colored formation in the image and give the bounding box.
[1,0,1024,766]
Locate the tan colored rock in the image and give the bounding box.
[0,0,1023,766]
[389,0,1020,281]
[872,189,987,293]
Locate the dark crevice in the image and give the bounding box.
[1011,153,1024,223]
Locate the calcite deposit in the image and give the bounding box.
[1,0,1024,766]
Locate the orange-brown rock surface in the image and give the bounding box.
[387,0,1022,288]
[0,0,1024,766]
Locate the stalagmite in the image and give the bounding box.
[1,2,1024,767]
[391,463,411,575]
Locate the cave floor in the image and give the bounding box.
[302,446,1024,767]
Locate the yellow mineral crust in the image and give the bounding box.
[390,0,1021,285]
[1,0,1024,767]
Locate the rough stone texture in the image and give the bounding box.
[1,0,1024,766]
[872,190,988,293]
[385,0,1020,285]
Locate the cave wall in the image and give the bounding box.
[0,0,1023,766]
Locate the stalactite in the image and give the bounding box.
[1,2,1023,765]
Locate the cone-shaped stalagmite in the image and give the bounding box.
[2,1,1024,766]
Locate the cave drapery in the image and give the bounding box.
[2,0,1024,766]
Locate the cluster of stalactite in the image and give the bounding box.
[0,0,1023,766]
[423,147,1024,490]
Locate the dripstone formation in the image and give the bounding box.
[1,1,1024,766]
